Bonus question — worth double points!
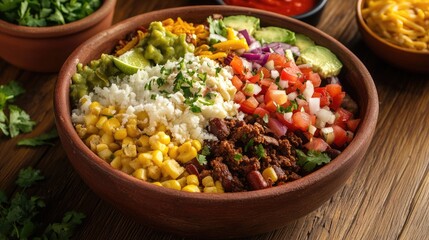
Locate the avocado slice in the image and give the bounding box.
[295,33,315,51]
[253,26,295,44]
[223,15,260,35]
[296,46,343,78]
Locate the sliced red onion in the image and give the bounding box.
[224,54,234,65]
[238,29,255,45]
[268,117,287,137]
[248,41,262,51]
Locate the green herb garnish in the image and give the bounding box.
[17,128,58,147]
[296,149,331,172]
[234,153,242,161]
[255,144,266,159]
[0,0,102,27]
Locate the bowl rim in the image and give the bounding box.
[0,0,116,38]
[215,0,328,19]
[356,0,429,56]
[55,5,379,201]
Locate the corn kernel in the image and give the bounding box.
[84,114,98,126]
[126,119,139,138]
[86,125,99,135]
[102,117,120,135]
[204,186,218,193]
[121,165,134,174]
[129,158,142,170]
[215,180,224,193]
[147,165,161,180]
[161,159,185,179]
[97,148,112,161]
[156,124,167,132]
[89,101,101,115]
[114,149,123,157]
[177,141,198,163]
[182,185,201,193]
[177,176,187,188]
[122,137,133,146]
[96,143,108,152]
[161,180,181,190]
[75,124,87,138]
[152,150,164,167]
[191,140,202,151]
[100,106,116,116]
[202,176,215,187]
[186,174,199,186]
[132,168,147,181]
[168,145,179,159]
[136,135,150,148]
[137,152,153,167]
[86,135,101,151]
[123,143,137,157]
[152,182,162,187]
[157,131,170,145]
[110,156,122,169]
[108,143,121,152]
[96,116,108,129]
[262,167,278,183]
[101,133,114,144]
[114,128,127,140]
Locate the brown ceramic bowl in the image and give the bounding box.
[54,6,379,239]
[216,0,328,25]
[0,0,116,72]
[356,0,429,73]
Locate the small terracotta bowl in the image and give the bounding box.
[0,0,116,72]
[54,5,379,239]
[216,0,328,25]
[356,0,429,73]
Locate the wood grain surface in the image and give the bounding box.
[1,0,428,239]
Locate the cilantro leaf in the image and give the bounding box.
[296,149,331,172]
[15,167,44,188]
[18,128,58,147]
[0,81,25,109]
[255,144,266,159]
[40,211,86,240]
[196,154,207,165]
[207,16,227,37]
[8,105,36,138]
[0,109,8,136]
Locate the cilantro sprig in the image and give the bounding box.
[0,81,36,138]
[0,167,85,240]
[296,149,331,172]
[17,128,58,147]
[0,0,102,27]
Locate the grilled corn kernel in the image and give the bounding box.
[102,117,120,135]
[186,174,199,186]
[147,165,161,180]
[114,149,123,157]
[101,133,114,144]
[202,176,215,187]
[152,150,163,167]
[182,185,201,193]
[128,158,142,170]
[156,124,167,132]
[122,137,133,146]
[262,167,278,183]
[215,180,224,193]
[136,135,150,148]
[177,176,187,188]
[95,116,108,129]
[133,168,147,181]
[161,180,181,190]
[84,114,98,126]
[121,165,134,174]
[114,128,127,140]
[152,182,162,187]
[123,143,137,157]
[98,148,112,161]
[100,106,115,116]
[168,145,179,159]
[137,152,153,167]
[75,124,87,138]
[162,159,185,179]
[191,140,202,151]
[126,118,139,138]
[86,125,99,135]
[87,135,101,151]
[157,131,170,145]
[203,186,218,193]
[177,141,198,163]
[110,156,122,169]
[89,101,102,115]
[108,143,121,152]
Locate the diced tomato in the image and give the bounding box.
[308,72,322,87]
[231,75,243,90]
[240,96,259,114]
[265,89,288,105]
[259,78,275,94]
[299,66,313,78]
[326,83,342,97]
[264,100,277,112]
[248,75,260,83]
[332,125,348,147]
[330,91,345,110]
[268,53,288,68]
[275,112,296,131]
[334,107,353,128]
[230,56,244,75]
[292,111,311,131]
[304,137,329,152]
[286,79,304,94]
[257,67,270,79]
[314,87,331,107]
[346,119,360,132]
[268,117,287,137]
[281,65,302,83]
[234,91,246,103]
[254,107,270,118]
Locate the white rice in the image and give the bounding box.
[72,53,241,144]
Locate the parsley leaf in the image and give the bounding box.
[8,105,36,138]
[17,128,58,147]
[296,149,331,172]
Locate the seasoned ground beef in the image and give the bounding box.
[197,117,304,192]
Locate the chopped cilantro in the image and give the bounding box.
[244,138,254,152]
[156,77,166,87]
[201,145,210,156]
[8,105,36,138]
[215,67,221,76]
[198,73,207,82]
[255,144,266,159]
[234,153,242,161]
[0,81,25,109]
[150,94,157,100]
[196,154,207,165]
[207,16,227,38]
[190,104,202,113]
[296,149,331,172]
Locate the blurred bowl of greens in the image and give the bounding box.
[0,0,116,72]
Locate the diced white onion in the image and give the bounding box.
[279,79,288,89]
[283,112,293,123]
[241,58,252,71]
[271,70,280,79]
[303,80,314,101]
[308,97,320,115]
[308,124,317,135]
[321,127,334,144]
[316,108,334,123]
[249,41,261,51]
[265,60,275,70]
[288,91,298,100]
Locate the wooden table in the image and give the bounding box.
[1,0,428,239]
